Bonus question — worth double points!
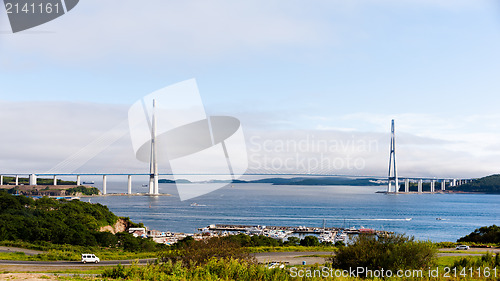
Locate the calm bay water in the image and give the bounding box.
[88,182,500,242]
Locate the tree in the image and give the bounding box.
[300,235,319,247]
[330,234,436,276]
[458,225,500,244]
[284,236,300,246]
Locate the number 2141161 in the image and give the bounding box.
[5,2,61,14]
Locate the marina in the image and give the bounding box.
[197,224,393,244]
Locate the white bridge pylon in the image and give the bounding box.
[387,119,398,193]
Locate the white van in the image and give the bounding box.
[81,253,100,263]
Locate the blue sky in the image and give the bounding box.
[1,0,500,178]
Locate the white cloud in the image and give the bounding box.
[1,100,499,179]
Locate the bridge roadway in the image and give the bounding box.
[0,172,475,195]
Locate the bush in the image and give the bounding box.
[102,258,290,281]
[434,241,457,248]
[300,235,320,247]
[159,237,255,267]
[221,233,281,247]
[453,252,500,269]
[330,234,436,276]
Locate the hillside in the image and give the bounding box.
[0,191,162,252]
[0,190,117,245]
[449,174,500,194]
[458,225,500,244]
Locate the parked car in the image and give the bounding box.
[456,245,470,250]
[267,262,285,269]
[81,253,100,263]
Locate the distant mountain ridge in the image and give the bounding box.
[159,177,385,186]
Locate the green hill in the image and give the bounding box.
[457,225,500,244]
[449,174,500,193]
[0,191,163,252]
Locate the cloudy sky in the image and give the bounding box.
[1,0,500,179]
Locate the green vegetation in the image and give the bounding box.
[0,191,165,259]
[102,258,294,281]
[0,240,158,261]
[246,245,337,253]
[300,235,321,246]
[1,176,77,185]
[449,174,500,193]
[159,236,254,267]
[458,225,500,244]
[452,252,500,270]
[214,233,338,249]
[101,235,482,281]
[220,233,281,247]
[65,186,100,196]
[0,190,116,245]
[330,234,437,276]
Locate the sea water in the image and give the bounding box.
[88,182,500,242]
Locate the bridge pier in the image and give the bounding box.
[128,175,132,194]
[0,175,3,185]
[441,180,446,191]
[15,175,18,185]
[76,175,81,186]
[53,175,57,186]
[404,178,409,193]
[452,179,456,187]
[430,180,435,193]
[103,175,107,195]
[29,174,37,185]
[418,179,423,193]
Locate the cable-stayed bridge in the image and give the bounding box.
[0,171,474,195]
[0,115,475,195]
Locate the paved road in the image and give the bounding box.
[253,248,500,266]
[0,247,497,268]
[0,258,156,267]
[439,247,500,253]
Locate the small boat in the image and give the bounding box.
[82,181,94,184]
[142,184,148,187]
[405,218,412,221]
[190,202,206,207]
[436,218,443,220]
